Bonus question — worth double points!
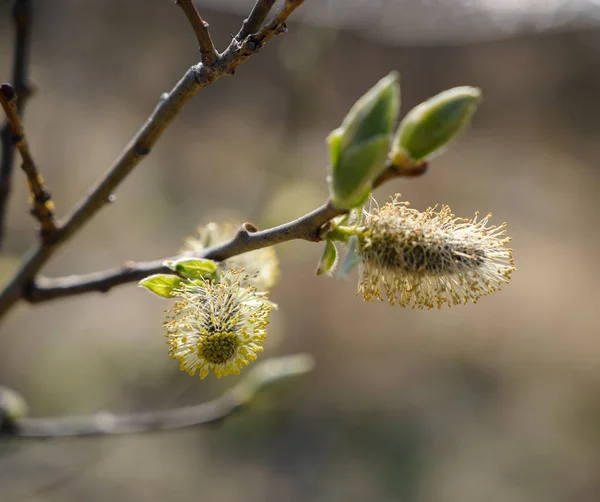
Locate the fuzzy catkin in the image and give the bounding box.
[357,196,515,309]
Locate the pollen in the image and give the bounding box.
[164,270,273,378]
[357,195,515,309]
[200,333,237,364]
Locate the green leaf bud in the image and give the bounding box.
[316,240,338,276]
[167,258,218,280]
[139,274,184,298]
[329,72,400,210]
[390,86,481,165]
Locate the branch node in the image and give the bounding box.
[236,0,278,40]
[176,0,219,66]
[33,188,52,204]
[235,224,253,242]
[0,82,58,238]
[134,145,151,156]
[276,22,288,35]
[243,222,258,233]
[245,38,258,52]
[0,83,16,101]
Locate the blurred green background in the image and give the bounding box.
[1,1,600,501]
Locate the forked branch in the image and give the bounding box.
[0,0,304,320]
[237,0,278,40]
[175,0,219,65]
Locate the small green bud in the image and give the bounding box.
[329,72,400,210]
[167,258,218,281]
[139,274,184,298]
[390,86,481,165]
[316,240,338,276]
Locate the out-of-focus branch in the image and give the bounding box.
[175,0,219,65]
[1,355,314,438]
[25,161,428,303]
[237,0,278,40]
[0,0,305,320]
[0,0,35,248]
[0,83,57,239]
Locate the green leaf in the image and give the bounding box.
[170,258,218,280]
[316,240,338,276]
[138,274,183,298]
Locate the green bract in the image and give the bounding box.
[328,72,400,210]
[391,86,481,165]
[338,234,361,279]
[167,258,218,281]
[139,274,184,298]
[315,240,338,276]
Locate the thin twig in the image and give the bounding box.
[237,0,278,40]
[0,0,34,249]
[1,355,314,438]
[175,0,219,65]
[0,83,57,239]
[0,0,306,320]
[373,159,428,186]
[25,161,427,304]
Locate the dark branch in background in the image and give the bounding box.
[1,355,313,438]
[237,0,278,40]
[25,161,428,303]
[0,0,34,249]
[0,83,57,239]
[0,0,303,319]
[175,0,219,65]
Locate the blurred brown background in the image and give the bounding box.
[1,1,600,501]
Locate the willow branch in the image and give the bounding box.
[53,0,304,247]
[0,0,34,248]
[237,0,278,40]
[25,161,428,303]
[175,0,219,65]
[0,83,57,239]
[1,355,314,438]
[0,0,305,320]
